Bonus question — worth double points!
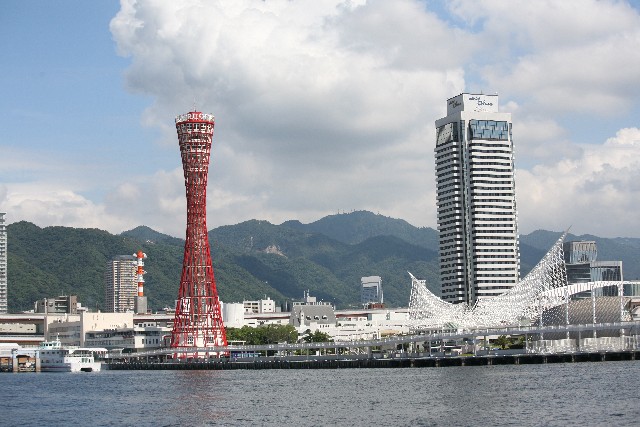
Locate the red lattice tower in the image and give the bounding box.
[171,111,227,356]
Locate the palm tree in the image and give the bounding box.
[495,335,510,350]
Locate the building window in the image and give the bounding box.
[436,122,459,145]
[468,120,509,141]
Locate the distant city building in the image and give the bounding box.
[85,325,169,350]
[434,94,519,304]
[44,311,169,349]
[626,282,640,297]
[243,297,276,314]
[361,276,383,306]
[564,241,623,297]
[222,298,282,329]
[34,295,78,314]
[291,290,333,308]
[563,241,597,264]
[0,212,6,313]
[291,305,335,333]
[104,255,138,313]
[0,306,412,347]
[222,302,245,328]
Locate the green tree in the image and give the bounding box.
[508,335,526,349]
[226,325,297,345]
[260,324,298,344]
[495,335,510,350]
[302,329,332,343]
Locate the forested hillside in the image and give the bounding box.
[5,211,639,313]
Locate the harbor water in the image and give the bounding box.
[2,360,639,426]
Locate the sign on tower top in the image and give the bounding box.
[447,93,499,115]
[175,111,215,124]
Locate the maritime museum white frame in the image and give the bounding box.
[408,233,630,330]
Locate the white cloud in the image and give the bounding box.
[0,185,7,207]
[103,168,185,235]
[448,0,640,115]
[108,0,466,233]
[4,0,640,239]
[1,184,128,232]
[106,0,640,238]
[517,127,640,236]
[512,113,581,166]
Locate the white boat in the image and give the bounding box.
[39,339,102,372]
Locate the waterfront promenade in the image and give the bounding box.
[106,321,640,370]
[4,321,638,372]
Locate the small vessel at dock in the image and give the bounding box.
[39,339,102,372]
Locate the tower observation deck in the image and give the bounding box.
[171,111,227,355]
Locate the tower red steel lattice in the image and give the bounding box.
[171,111,227,355]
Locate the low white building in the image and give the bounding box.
[218,294,409,341]
[45,311,173,351]
[292,291,333,308]
[243,297,277,314]
[288,305,409,341]
[85,325,171,351]
[222,302,245,328]
[333,308,409,341]
[244,312,290,328]
[223,299,288,328]
[46,312,134,347]
[39,295,411,349]
[291,305,335,335]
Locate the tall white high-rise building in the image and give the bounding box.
[104,255,137,313]
[434,93,519,305]
[0,212,7,313]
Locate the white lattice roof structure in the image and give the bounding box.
[408,233,630,329]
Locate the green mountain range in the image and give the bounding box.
[5,210,640,313]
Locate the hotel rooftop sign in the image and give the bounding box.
[447,93,499,115]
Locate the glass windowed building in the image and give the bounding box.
[434,94,519,304]
[361,276,383,305]
[564,240,624,297]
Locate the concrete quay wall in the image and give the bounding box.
[107,350,639,371]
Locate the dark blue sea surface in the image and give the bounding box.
[2,361,639,426]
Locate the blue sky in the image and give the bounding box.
[1,2,162,186]
[1,0,640,238]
